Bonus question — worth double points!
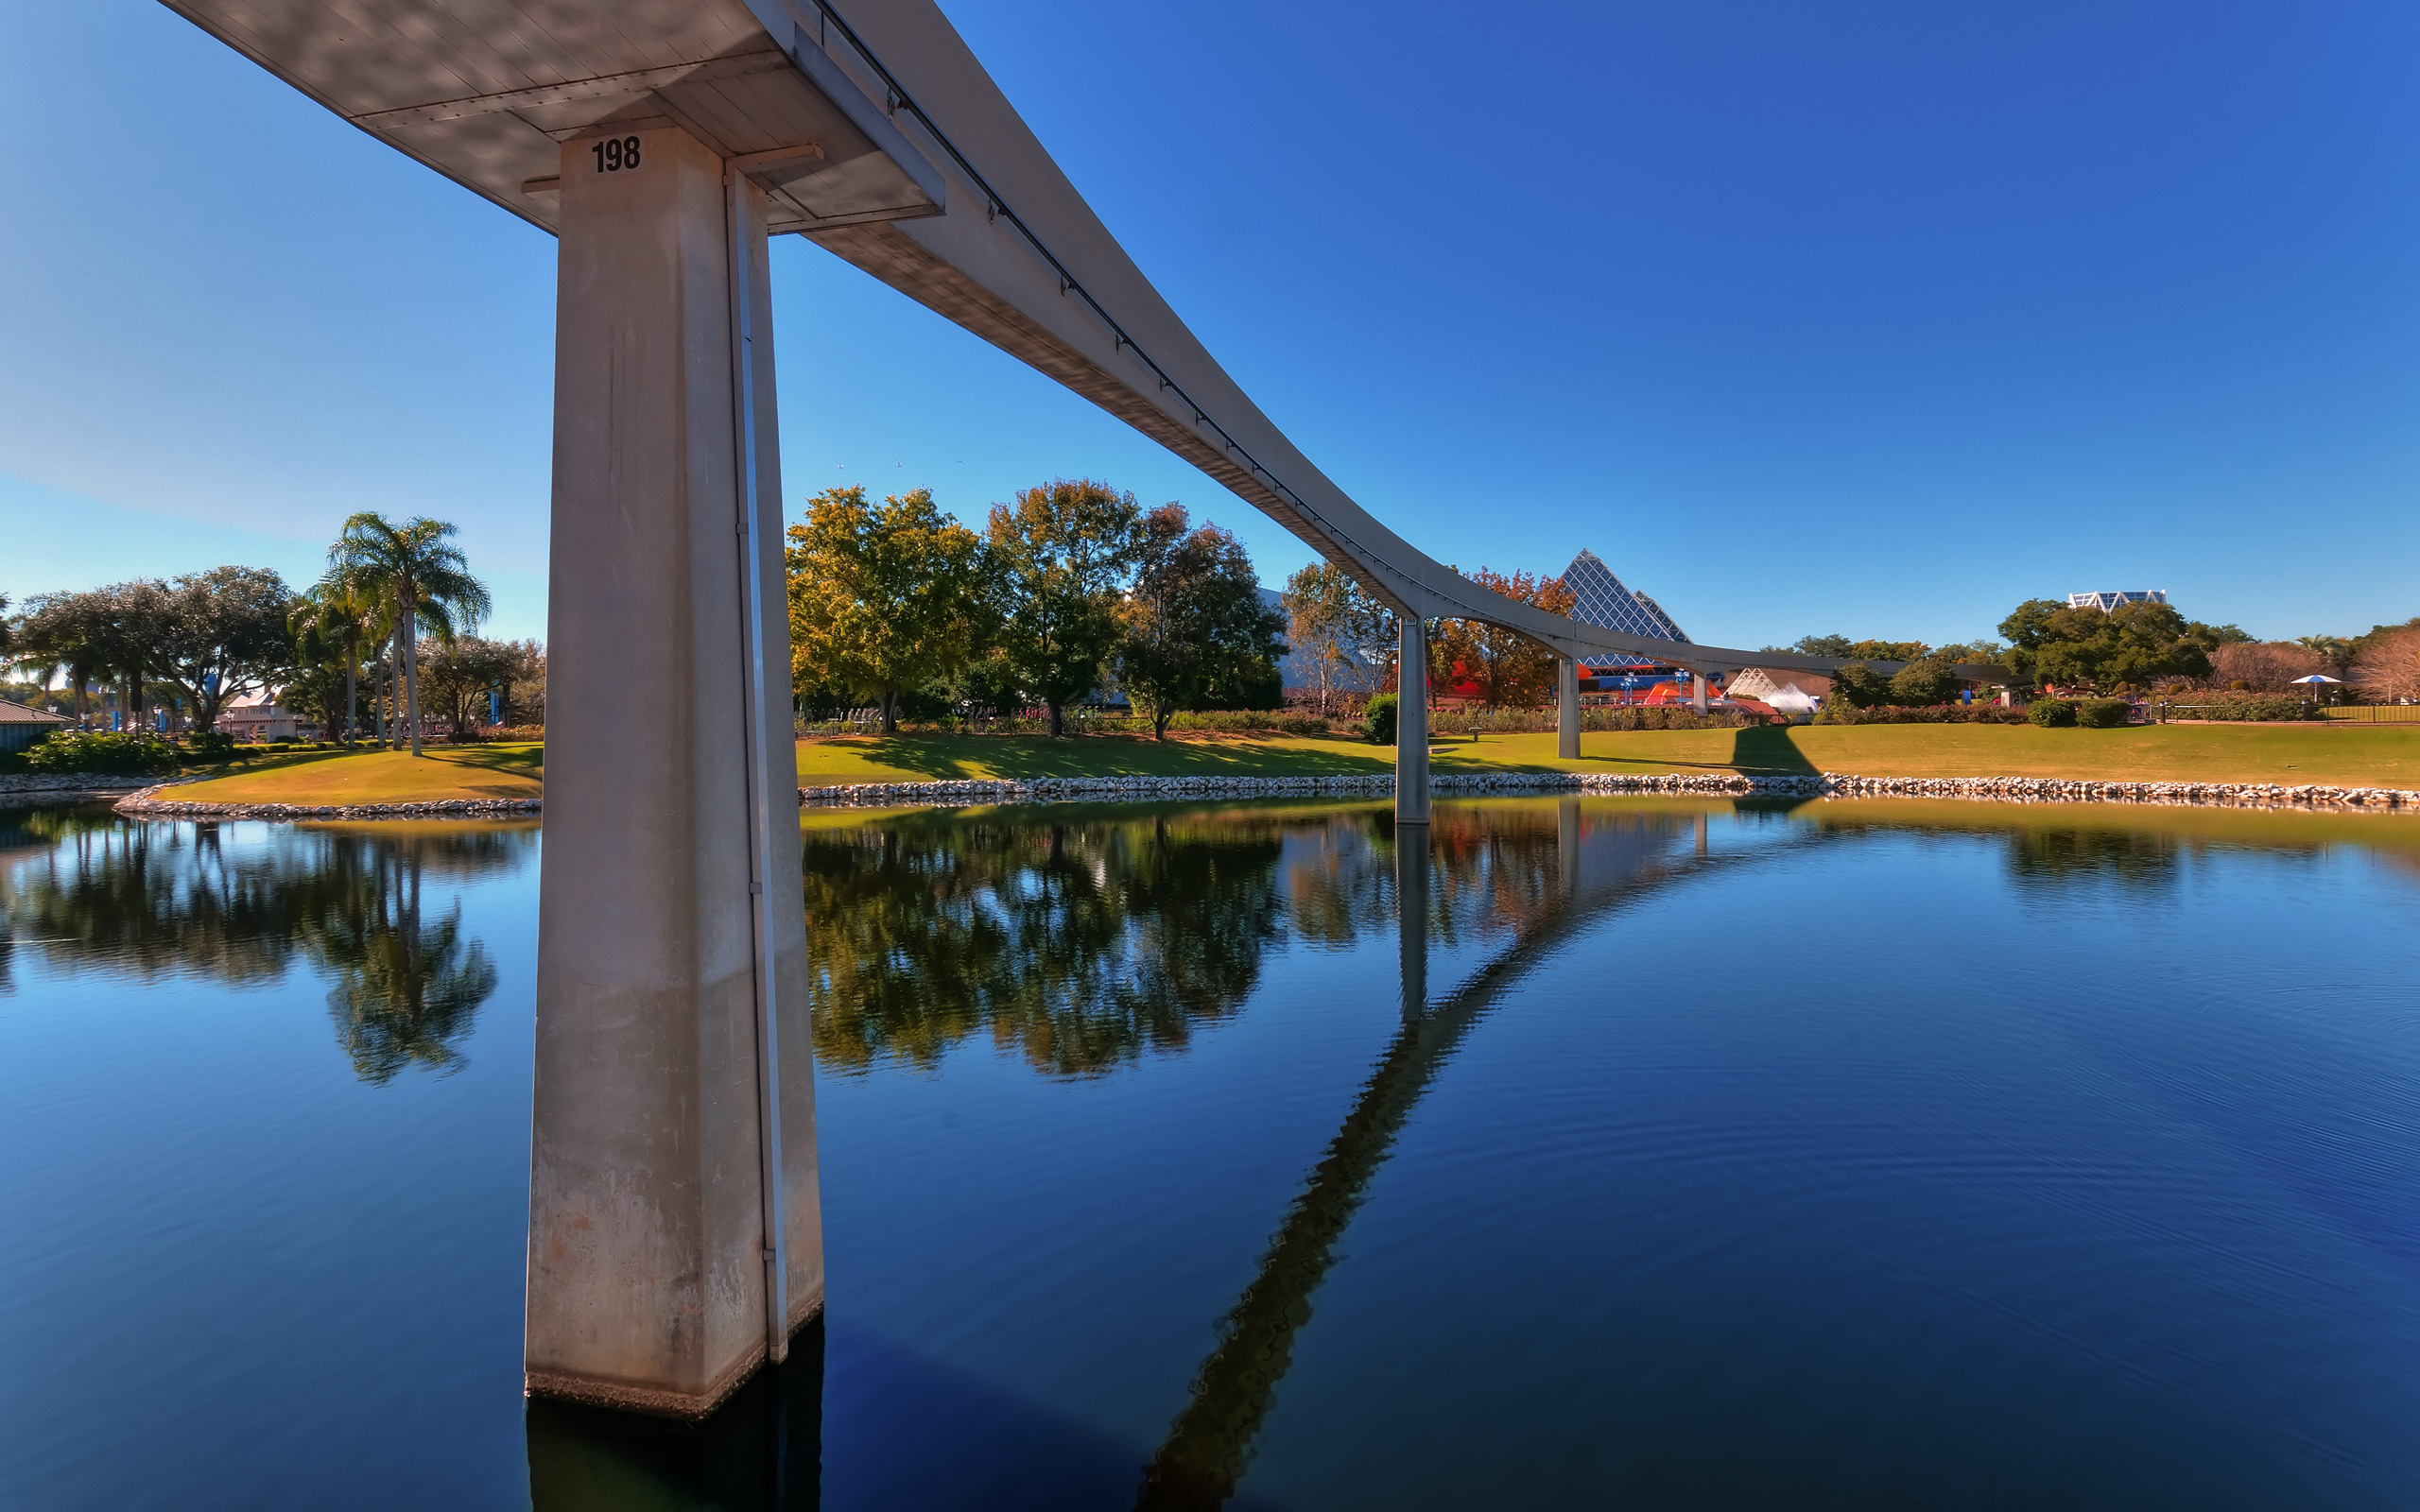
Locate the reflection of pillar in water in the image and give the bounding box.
[526,1320,824,1510]
[1396,822,1430,1021]
[1558,797,1581,897]
[1695,810,1708,858]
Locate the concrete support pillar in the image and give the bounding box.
[1396,616,1429,825]
[1557,659,1581,760]
[1691,673,1709,713]
[527,121,822,1418]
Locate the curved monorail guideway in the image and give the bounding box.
[155,0,1906,1418]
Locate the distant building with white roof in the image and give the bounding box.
[2067,590,2167,611]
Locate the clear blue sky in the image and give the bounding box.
[6,0,2416,649]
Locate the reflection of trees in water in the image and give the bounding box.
[309,846,500,1083]
[0,810,522,1081]
[1275,806,1578,956]
[2004,825,2182,892]
[804,815,1285,1077]
[1807,812,2195,896]
[810,801,1700,1081]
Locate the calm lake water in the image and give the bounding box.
[5,796,2419,1509]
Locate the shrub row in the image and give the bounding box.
[2156,694,2318,723]
[1815,704,2030,726]
[23,730,183,775]
[2021,697,2134,728]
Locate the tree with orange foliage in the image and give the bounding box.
[1429,567,1576,709]
[2356,627,2420,703]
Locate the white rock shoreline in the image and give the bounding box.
[83,769,2420,822]
[800,769,2420,814]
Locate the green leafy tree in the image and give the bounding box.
[9,591,111,722]
[1771,633,1930,662]
[987,478,1143,736]
[91,581,171,727]
[786,486,995,733]
[418,636,538,733]
[1116,505,1288,739]
[1886,658,1962,705]
[292,571,389,742]
[1999,598,2218,693]
[156,566,299,731]
[1827,661,1896,709]
[329,515,492,757]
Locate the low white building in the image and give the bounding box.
[217,692,312,743]
[1726,668,1828,714]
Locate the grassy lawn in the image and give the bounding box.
[794,731,1397,783]
[139,724,2420,808]
[164,744,544,805]
[798,724,2420,789]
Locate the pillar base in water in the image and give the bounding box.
[527,119,823,1421]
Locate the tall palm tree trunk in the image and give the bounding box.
[402,603,423,757]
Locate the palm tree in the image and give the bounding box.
[328,514,492,757]
[292,571,388,743]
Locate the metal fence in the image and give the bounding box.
[2324,705,2420,724]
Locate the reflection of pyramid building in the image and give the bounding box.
[1560,550,1692,646]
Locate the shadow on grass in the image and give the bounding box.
[807,734,1393,782]
[1728,725,1821,775]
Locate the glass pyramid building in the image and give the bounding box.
[1560,550,1691,647]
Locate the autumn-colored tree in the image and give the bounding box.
[1280,561,1392,714]
[2355,627,2420,703]
[786,486,994,733]
[988,478,1144,736]
[2207,641,2321,691]
[1116,505,1287,739]
[1429,567,1575,709]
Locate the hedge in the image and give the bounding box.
[2158,694,2318,723]
[2029,698,2078,729]
[1813,704,2029,726]
[22,730,181,775]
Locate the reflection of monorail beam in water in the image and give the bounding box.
[1136,801,1784,1508]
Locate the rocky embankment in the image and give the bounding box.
[0,772,161,808]
[62,768,2420,820]
[111,781,540,821]
[798,770,2420,812]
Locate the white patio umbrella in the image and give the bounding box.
[2291,675,2342,683]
